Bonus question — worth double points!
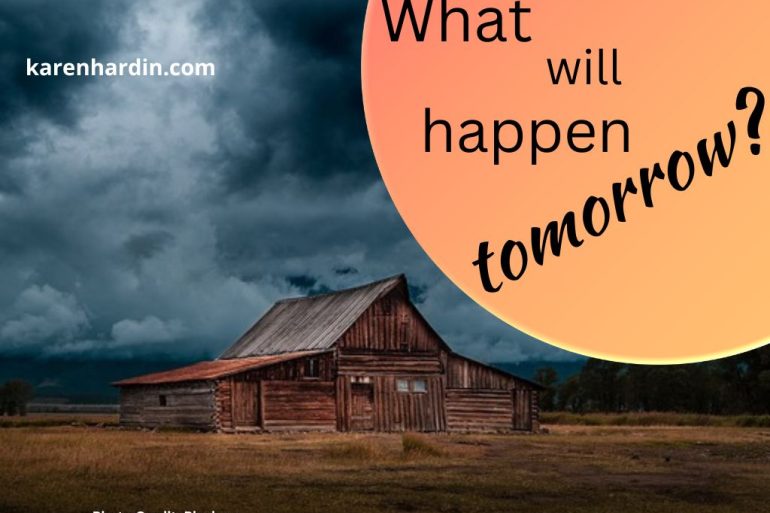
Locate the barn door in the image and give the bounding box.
[350,383,374,431]
[231,380,259,428]
[512,389,532,431]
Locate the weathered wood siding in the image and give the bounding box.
[350,383,375,430]
[445,354,541,432]
[446,354,514,390]
[215,352,335,431]
[217,379,337,432]
[513,388,535,431]
[215,378,234,430]
[119,382,215,430]
[336,375,446,432]
[517,389,540,432]
[446,389,513,432]
[231,351,335,381]
[262,381,336,431]
[231,380,260,427]
[338,288,444,354]
[334,290,448,431]
[338,354,442,375]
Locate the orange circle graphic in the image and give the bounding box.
[362,0,770,363]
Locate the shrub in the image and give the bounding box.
[0,380,35,416]
[402,434,442,458]
[325,440,382,461]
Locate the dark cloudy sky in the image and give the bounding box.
[0,0,577,363]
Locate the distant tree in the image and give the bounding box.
[557,375,584,412]
[673,363,721,414]
[553,348,770,415]
[646,366,693,411]
[623,365,652,412]
[756,369,770,414]
[1,380,35,416]
[716,353,754,414]
[533,367,559,411]
[578,359,627,412]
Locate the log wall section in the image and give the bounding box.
[119,382,216,430]
[262,381,336,431]
[446,354,541,432]
[446,389,513,432]
[215,352,336,432]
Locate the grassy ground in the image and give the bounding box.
[541,411,770,427]
[0,413,118,428]
[1,416,770,513]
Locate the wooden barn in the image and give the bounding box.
[114,275,542,433]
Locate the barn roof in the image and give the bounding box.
[113,273,545,390]
[219,274,406,358]
[113,350,328,386]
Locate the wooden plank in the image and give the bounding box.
[337,354,442,375]
[337,290,445,354]
[258,380,265,429]
[231,380,258,427]
[262,381,336,431]
[446,388,514,433]
[350,383,374,431]
[118,382,216,430]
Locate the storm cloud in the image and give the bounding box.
[0,0,575,363]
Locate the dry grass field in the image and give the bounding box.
[541,411,770,427]
[2,415,770,513]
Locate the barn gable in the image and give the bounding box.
[337,282,450,354]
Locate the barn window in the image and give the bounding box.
[306,358,320,379]
[159,395,167,407]
[412,380,427,393]
[396,379,409,392]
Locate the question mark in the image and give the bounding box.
[736,86,765,156]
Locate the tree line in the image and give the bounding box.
[0,380,35,416]
[534,346,770,414]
